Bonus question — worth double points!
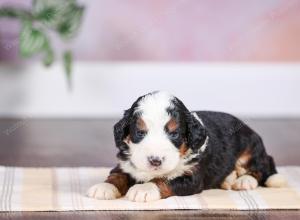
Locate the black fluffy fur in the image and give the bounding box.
[112,93,278,196]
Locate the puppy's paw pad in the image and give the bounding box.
[232,175,258,190]
[126,183,161,202]
[86,183,121,200]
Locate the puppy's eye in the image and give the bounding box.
[168,131,179,139]
[136,130,147,138]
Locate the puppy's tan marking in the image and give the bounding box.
[221,148,258,190]
[235,148,252,176]
[151,178,173,198]
[136,117,147,131]
[237,149,252,165]
[236,167,247,176]
[221,170,238,190]
[166,118,178,132]
[124,135,131,144]
[179,143,188,156]
[105,173,130,196]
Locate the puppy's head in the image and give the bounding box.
[114,91,207,179]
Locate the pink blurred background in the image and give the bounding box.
[0,0,300,62]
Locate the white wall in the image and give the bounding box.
[0,62,299,118]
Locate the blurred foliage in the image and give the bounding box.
[63,50,72,89]
[0,0,84,88]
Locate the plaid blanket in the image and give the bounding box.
[0,166,300,211]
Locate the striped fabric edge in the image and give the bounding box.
[0,166,300,211]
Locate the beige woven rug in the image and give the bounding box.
[0,166,300,211]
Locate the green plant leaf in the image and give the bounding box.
[56,5,84,39]
[0,7,32,20]
[43,46,54,66]
[33,0,69,27]
[63,50,72,88]
[32,0,84,39]
[33,0,75,19]
[19,21,48,57]
[34,6,57,23]
[33,0,75,12]
[1,0,84,89]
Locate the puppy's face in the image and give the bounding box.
[127,100,185,176]
[114,92,206,180]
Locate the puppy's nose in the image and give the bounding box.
[147,156,162,167]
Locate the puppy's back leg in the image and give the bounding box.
[228,134,286,190]
[247,137,287,188]
[231,147,259,190]
[221,133,286,190]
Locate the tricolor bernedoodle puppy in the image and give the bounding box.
[87,91,286,202]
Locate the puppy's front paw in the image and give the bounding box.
[232,175,258,190]
[86,183,121,200]
[126,183,161,202]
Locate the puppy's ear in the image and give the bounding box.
[113,109,132,160]
[114,95,145,160]
[172,97,207,152]
[185,112,207,152]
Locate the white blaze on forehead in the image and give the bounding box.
[135,91,174,126]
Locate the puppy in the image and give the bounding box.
[87,91,286,202]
